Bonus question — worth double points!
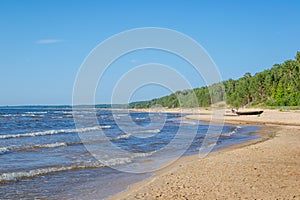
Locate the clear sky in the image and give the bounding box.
[0,0,299,105]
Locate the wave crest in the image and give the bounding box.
[0,126,111,139]
[0,147,9,155]
[0,158,131,182]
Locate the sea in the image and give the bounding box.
[0,106,260,199]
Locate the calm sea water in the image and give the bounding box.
[0,106,260,199]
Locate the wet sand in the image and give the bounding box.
[110,109,300,200]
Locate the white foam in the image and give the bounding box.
[0,166,82,182]
[0,158,132,182]
[32,142,67,148]
[99,157,132,166]
[132,151,157,158]
[222,126,239,136]
[135,117,146,120]
[222,131,235,136]
[0,147,9,154]
[0,126,111,139]
[113,133,132,140]
[131,129,161,134]
[4,142,79,153]
[0,149,157,182]
[114,114,128,117]
[1,113,42,117]
[53,111,72,114]
[25,111,47,114]
[1,114,19,117]
[180,120,198,125]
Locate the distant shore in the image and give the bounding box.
[110,108,300,199]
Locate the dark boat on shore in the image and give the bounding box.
[236,110,264,115]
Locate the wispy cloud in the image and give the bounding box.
[36,39,63,44]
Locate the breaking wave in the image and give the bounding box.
[0,147,9,155]
[0,126,111,139]
[135,117,146,120]
[221,126,241,137]
[0,142,71,155]
[113,133,132,140]
[31,142,68,148]
[131,129,161,134]
[0,151,156,183]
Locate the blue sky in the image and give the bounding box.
[0,0,299,105]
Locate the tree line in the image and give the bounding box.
[129,52,300,108]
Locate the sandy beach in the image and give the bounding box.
[110,109,300,199]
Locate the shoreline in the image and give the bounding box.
[109,108,300,200]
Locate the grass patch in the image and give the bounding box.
[268,131,277,138]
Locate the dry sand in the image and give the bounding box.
[110,109,300,200]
